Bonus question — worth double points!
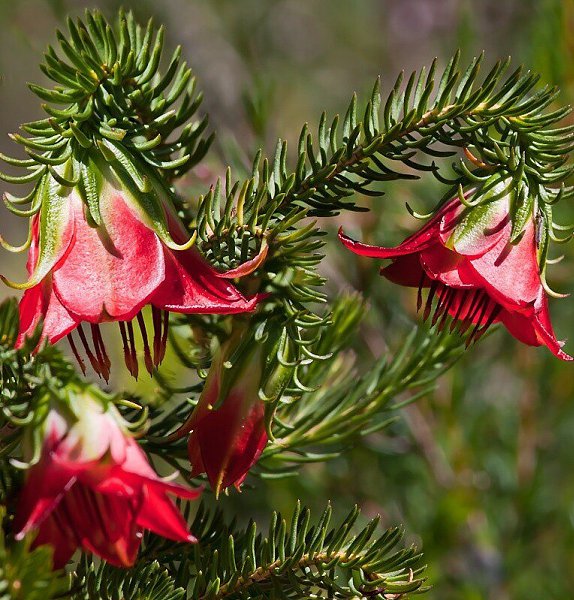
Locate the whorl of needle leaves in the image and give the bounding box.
[0,9,210,207]
[189,47,574,367]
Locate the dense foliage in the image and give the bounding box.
[0,2,573,598]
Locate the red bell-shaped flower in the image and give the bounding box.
[13,390,201,569]
[184,332,268,495]
[13,174,260,379]
[339,177,571,361]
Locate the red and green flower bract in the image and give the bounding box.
[15,182,259,379]
[339,191,572,361]
[13,399,200,569]
[182,339,267,495]
[187,386,267,495]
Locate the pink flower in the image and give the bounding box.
[13,395,200,568]
[339,184,571,360]
[14,179,260,379]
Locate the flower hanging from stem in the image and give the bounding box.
[13,386,201,568]
[13,172,261,380]
[340,174,572,361]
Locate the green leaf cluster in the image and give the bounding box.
[187,51,574,401]
[0,512,69,600]
[137,501,425,600]
[0,9,211,217]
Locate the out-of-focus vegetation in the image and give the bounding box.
[1,1,574,598]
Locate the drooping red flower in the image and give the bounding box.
[13,395,201,569]
[14,178,260,379]
[339,185,572,361]
[182,336,267,495]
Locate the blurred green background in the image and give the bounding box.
[2,1,574,598]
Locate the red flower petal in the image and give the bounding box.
[339,224,437,258]
[135,484,197,543]
[16,216,80,347]
[338,200,457,259]
[16,278,80,347]
[32,513,77,569]
[216,242,269,279]
[192,393,267,493]
[463,219,540,307]
[420,245,471,288]
[52,192,165,322]
[13,461,77,539]
[500,301,573,361]
[440,196,510,257]
[381,254,426,287]
[152,247,259,313]
[14,411,79,537]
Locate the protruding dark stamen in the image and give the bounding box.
[152,306,162,367]
[437,288,456,331]
[67,332,86,375]
[96,327,111,373]
[91,324,110,382]
[77,324,102,376]
[416,280,500,345]
[431,285,450,326]
[457,290,484,335]
[450,289,469,333]
[136,312,154,375]
[484,303,502,332]
[462,293,489,335]
[465,299,490,346]
[68,307,174,379]
[118,321,137,378]
[118,321,137,377]
[468,303,502,345]
[423,280,439,322]
[126,320,139,380]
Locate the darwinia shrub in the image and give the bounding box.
[0,9,572,599]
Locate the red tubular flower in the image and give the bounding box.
[13,177,260,379]
[13,394,200,569]
[339,181,572,361]
[183,335,267,495]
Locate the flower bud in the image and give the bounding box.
[186,330,268,495]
